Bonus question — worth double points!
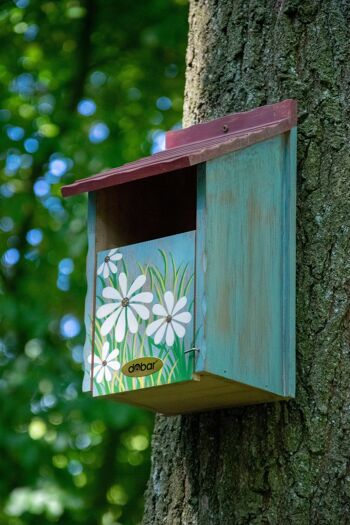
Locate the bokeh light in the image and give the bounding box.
[156,96,172,111]
[26,228,43,246]
[0,217,14,232]
[5,153,21,173]
[24,24,39,41]
[58,258,74,275]
[6,126,25,141]
[10,73,36,95]
[89,122,110,143]
[71,345,84,364]
[49,158,67,177]
[60,315,80,338]
[15,0,29,8]
[24,138,39,153]
[151,130,166,153]
[33,179,50,198]
[2,248,20,266]
[77,99,96,116]
[90,70,107,87]
[0,183,15,197]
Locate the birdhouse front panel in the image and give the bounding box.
[90,231,196,397]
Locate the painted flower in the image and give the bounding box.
[97,248,122,278]
[96,272,153,342]
[88,342,120,383]
[146,291,192,346]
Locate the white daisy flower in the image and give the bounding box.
[88,342,120,383]
[96,272,153,342]
[97,248,122,279]
[146,291,192,346]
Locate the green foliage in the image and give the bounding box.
[0,0,188,523]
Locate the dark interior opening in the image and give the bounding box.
[95,167,197,251]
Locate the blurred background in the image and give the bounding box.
[0,0,188,523]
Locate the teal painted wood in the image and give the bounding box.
[196,133,296,397]
[282,127,297,396]
[83,192,96,392]
[92,231,196,397]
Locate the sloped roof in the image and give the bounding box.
[61,99,297,197]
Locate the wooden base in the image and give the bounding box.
[100,372,286,415]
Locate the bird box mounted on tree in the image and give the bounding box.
[62,99,297,415]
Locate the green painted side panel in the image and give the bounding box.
[283,127,297,396]
[92,231,195,397]
[196,133,296,396]
[83,192,96,392]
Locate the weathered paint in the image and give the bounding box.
[76,103,297,412]
[283,127,297,396]
[61,100,297,197]
[82,192,96,392]
[166,99,297,149]
[195,132,296,397]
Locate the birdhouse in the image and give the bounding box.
[62,100,297,415]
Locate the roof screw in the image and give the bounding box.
[222,124,229,133]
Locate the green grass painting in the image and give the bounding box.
[91,232,196,396]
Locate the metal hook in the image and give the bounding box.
[184,347,200,356]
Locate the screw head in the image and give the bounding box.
[222,124,229,133]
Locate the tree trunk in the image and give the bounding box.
[143,1,350,523]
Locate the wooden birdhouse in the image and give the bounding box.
[62,100,297,415]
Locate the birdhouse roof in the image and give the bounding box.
[61,99,297,197]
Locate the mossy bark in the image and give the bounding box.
[143,1,350,523]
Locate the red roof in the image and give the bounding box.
[61,99,297,197]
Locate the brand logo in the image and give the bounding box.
[122,357,163,377]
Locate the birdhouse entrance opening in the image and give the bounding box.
[95,167,197,252]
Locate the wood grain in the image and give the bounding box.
[197,132,296,397]
[83,192,96,392]
[101,372,282,415]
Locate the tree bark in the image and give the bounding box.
[143,1,350,524]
